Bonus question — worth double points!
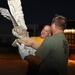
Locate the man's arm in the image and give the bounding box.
[24,55,42,69]
[18,37,40,49]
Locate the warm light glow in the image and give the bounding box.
[68,59,75,66]
[64,29,75,34]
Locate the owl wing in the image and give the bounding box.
[7,0,27,30]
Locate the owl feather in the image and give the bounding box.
[7,0,27,30]
[0,7,18,27]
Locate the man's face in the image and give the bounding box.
[40,25,51,39]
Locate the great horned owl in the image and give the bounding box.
[12,26,29,39]
[12,26,29,47]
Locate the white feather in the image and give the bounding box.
[0,7,18,27]
[0,7,11,20]
[7,0,27,30]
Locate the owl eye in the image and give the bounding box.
[14,29,16,31]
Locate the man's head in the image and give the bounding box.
[40,25,51,39]
[50,15,67,35]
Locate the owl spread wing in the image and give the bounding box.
[0,0,29,47]
[0,7,18,27]
[7,0,27,30]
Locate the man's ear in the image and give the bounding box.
[49,33,51,36]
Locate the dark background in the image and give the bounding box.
[0,0,75,53]
[0,0,75,26]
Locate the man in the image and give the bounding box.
[18,15,69,75]
[17,25,51,59]
[30,25,51,47]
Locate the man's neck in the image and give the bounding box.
[53,29,64,35]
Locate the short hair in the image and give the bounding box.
[51,15,67,30]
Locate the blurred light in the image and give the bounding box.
[64,29,75,34]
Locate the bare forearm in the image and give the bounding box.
[18,37,40,49]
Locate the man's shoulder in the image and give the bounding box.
[31,36,42,39]
[31,36,40,38]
